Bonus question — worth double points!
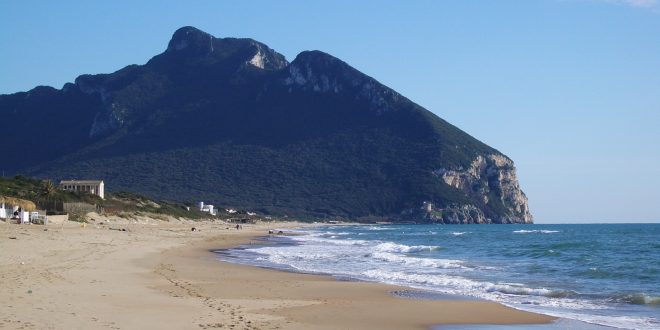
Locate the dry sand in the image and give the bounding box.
[0,217,556,329]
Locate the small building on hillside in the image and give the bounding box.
[422,201,433,212]
[199,202,217,216]
[59,180,105,199]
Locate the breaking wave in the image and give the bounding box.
[513,229,560,234]
[374,242,441,253]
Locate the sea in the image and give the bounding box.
[217,224,660,330]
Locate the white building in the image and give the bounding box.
[60,180,105,199]
[422,201,433,212]
[199,202,217,216]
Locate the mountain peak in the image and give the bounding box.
[284,50,389,99]
[284,51,357,88]
[166,26,214,54]
[161,27,288,70]
[291,50,346,70]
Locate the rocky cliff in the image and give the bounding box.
[429,154,533,224]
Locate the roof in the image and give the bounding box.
[59,180,104,185]
[0,196,37,211]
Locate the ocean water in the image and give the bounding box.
[217,224,660,329]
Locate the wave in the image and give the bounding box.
[612,293,660,306]
[292,235,369,246]
[373,242,441,253]
[360,269,477,289]
[371,251,467,269]
[360,270,570,299]
[513,229,560,234]
[365,226,392,231]
[450,231,468,236]
[485,283,574,298]
[320,231,350,237]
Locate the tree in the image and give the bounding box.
[40,180,57,199]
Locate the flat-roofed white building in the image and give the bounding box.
[59,180,105,199]
[198,201,217,216]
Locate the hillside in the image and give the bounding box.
[0,176,211,220]
[0,27,532,223]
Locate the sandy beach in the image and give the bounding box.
[0,218,555,329]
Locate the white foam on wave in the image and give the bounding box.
[291,235,369,246]
[371,251,467,269]
[365,226,392,231]
[450,231,469,236]
[485,283,554,296]
[361,269,477,289]
[374,242,441,253]
[323,231,350,236]
[513,229,560,234]
[360,269,557,298]
[357,269,610,312]
[253,246,336,262]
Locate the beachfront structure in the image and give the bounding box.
[59,180,105,199]
[199,202,217,216]
[0,196,36,223]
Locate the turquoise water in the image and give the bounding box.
[219,224,660,329]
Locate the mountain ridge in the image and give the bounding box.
[0,27,532,224]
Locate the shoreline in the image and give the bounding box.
[0,219,557,329]
[172,224,557,329]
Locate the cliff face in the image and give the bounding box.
[0,26,534,223]
[430,154,533,224]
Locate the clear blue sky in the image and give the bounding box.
[1,0,659,223]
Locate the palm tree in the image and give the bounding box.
[40,180,57,199]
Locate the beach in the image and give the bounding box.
[0,218,555,329]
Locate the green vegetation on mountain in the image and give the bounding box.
[0,176,101,204]
[0,27,532,223]
[0,176,208,220]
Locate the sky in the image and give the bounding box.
[1,0,659,223]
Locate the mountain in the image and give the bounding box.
[0,26,532,224]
